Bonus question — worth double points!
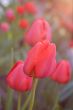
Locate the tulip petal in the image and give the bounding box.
[35,43,56,78]
[23,41,48,76]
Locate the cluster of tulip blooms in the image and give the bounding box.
[0,2,37,32]
[0,1,72,110]
[5,18,71,110]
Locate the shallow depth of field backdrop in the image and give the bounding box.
[0,0,73,110]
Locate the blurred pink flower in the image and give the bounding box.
[0,22,10,32]
[5,9,15,22]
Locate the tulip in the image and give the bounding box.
[5,9,15,22]
[25,18,52,46]
[16,6,25,15]
[50,60,71,84]
[23,40,56,78]
[24,2,37,14]
[6,60,32,91]
[0,22,10,32]
[19,19,29,29]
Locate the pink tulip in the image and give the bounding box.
[23,40,56,78]
[50,60,71,84]
[6,60,33,91]
[0,22,10,32]
[25,18,52,46]
[5,9,15,22]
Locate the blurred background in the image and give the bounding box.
[0,0,73,110]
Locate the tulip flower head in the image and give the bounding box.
[6,60,32,91]
[24,2,37,14]
[5,9,15,22]
[50,60,71,84]
[0,22,10,32]
[23,40,56,78]
[19,19,29,29]
[25,18,52,46]
[16,6,25,15]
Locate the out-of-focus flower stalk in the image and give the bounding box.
[21,93,32,110]
[52,84,59,110]
[28,78,38,110]
[5,48,14,110]
[17,93,21,110]
[53,98,59,110]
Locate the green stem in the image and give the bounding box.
[21,93,31,110]
[28,78,38,110]
[53,98,59,110]
[17,93,21,110]
[52,83,59,110]
[5,88,13,110]
[5,48,14,110]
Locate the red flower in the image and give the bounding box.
[16,6,24,15]
[6,60,32,91]
[24,2,37,14]
[25,18,52,46]
[19,19,29,29]
[23,40,56,78]
[50,60,71,84]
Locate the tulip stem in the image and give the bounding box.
[17,93,21,110]
[52,84,59,110]
[21,93,31,110]
[5,48,14,110]
[53,99,58,110]
[5,88,13,110]
[28,78,38,110]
